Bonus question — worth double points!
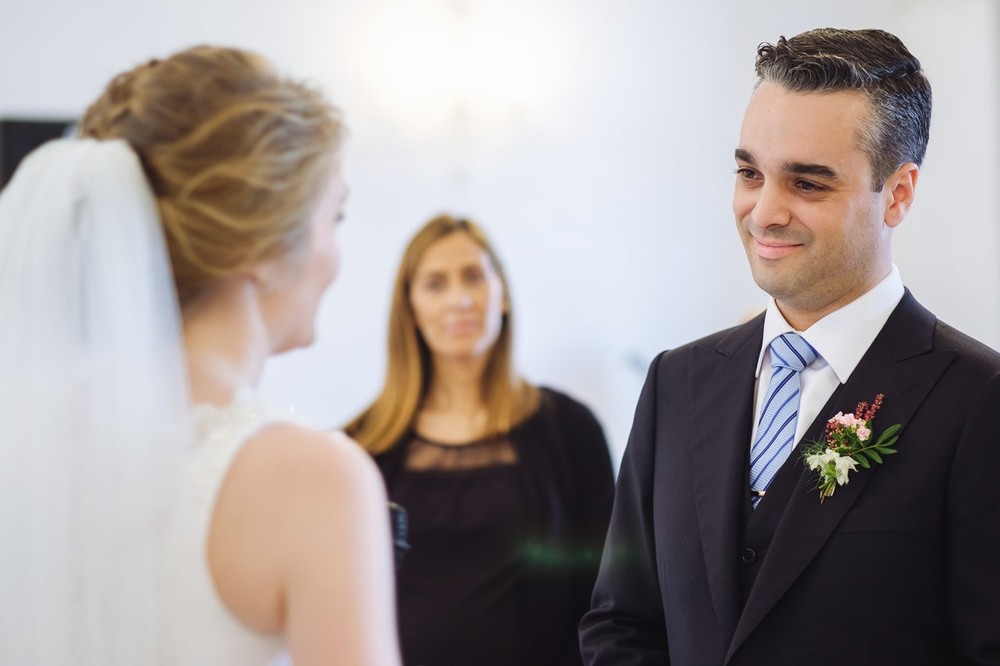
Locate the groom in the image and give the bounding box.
[579,28,1000,665]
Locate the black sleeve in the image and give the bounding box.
[527,388,616,666]
[578,354,670,665]
[556,393,615,607]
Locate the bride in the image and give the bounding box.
[0,46,400,665]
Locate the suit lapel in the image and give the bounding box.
[726,292,957,661]
[688,315,764,641]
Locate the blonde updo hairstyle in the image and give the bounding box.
[80,45,344,308]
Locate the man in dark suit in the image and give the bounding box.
[579,28,1000,665]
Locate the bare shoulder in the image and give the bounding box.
[209,422,390,636]
[242,423,384,496]
[226,422,390,548]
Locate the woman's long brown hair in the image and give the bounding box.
[345,215,539,455]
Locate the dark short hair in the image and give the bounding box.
[754,28,932,190]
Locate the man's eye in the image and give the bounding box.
[796,180,825,192]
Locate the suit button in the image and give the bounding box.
[741,547,757,564]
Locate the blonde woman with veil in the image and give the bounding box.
[0,46,400,665]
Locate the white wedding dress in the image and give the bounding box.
[0,138,336,664]
[162,392,287,665]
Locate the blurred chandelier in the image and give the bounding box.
[353,0,572,139]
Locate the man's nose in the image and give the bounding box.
[750,182,792,229]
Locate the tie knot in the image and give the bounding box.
[769,333,817,372]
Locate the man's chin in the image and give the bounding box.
[749,268,803,302]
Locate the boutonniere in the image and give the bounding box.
[801,394,901,503]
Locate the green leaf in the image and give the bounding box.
[874,446,897,455]
[878,435,899,449]
[868,449,883,464]
[853,453,871,469]
[875,424,902,446]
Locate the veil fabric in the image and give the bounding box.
[0,138,191,663]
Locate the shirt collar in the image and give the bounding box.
[755,265,905,382]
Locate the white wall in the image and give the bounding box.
[2,0,997,466]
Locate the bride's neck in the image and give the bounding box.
[182,279,271,406]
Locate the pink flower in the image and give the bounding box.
[805,394,899,503]
[829,412,849,426]
[829,412,866,429]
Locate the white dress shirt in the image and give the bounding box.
[750,265,905,451]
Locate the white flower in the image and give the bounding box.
[819,450,839,464]
[833,455,859,485]
[805,452,828,471]
[805,395,897,503]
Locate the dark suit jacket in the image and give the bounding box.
[579,291,1000,665]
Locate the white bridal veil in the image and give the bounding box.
[0,139,191,663]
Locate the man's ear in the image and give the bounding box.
[883,162,919,229]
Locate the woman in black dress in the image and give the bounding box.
[346,214,614,666]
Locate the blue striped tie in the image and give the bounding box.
[749,332,818,508]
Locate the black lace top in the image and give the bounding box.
[392,434,528,666]
[375,388,615,666]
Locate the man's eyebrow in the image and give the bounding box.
[735,148,843,183]
[785,161,842,182]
